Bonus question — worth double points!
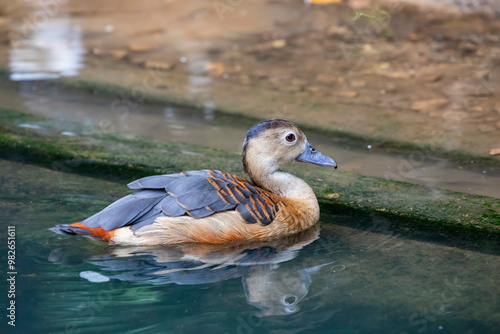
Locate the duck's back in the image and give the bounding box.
[52,170,286,244]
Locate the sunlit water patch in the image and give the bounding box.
[9,16,84,81]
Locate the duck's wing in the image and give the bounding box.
[205,171,281,226]
[79,170,282,232]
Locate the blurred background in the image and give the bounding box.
[0,0,499,197]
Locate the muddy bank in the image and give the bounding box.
[0,0,499,158]
[0,1,500,155]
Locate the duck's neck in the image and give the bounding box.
[243,147,320,230]
[244,157,314,200]
[250,168,320,229]
[254,170,314,198]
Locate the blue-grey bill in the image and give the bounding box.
[296,141,337,168]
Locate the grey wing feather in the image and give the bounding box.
[79,170,241,232]
[127,175,182,190]
[168,178,235,218]
[182,170,212,176]
[166,177,215,196]
[129,201,167,231]
[205,200,236,212]
[188,207,216,219]
[82,190,166,231]
[159,196,186,216]
[176,190,222,210]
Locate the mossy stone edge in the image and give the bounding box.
[1,107,499,244]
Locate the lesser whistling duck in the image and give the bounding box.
[52,119,337,244]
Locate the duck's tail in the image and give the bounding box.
[50,223,116,242]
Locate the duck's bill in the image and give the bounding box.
[296,141,337,168]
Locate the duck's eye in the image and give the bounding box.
[284,132,296,143]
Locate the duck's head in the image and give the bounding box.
[242,119,337,184]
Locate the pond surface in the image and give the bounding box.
[1,159,498,333]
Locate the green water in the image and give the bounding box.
[0,160,499,334]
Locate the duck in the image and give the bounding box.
[51,119,337,245]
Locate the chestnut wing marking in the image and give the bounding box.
[207,171,281,225]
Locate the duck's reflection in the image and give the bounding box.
[50,225,335,316]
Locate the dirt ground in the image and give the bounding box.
[1,0,499,157]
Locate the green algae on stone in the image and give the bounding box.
[46,74,500,171]
[1,108,499,237]
[0,69,498,169]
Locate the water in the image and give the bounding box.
[8,16,84,81]
[0,79,499,199]
[1,160,498,333]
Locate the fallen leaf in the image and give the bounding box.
[128,43,157,53]
[411,99,448,111]
[337,90,358,98]
[489,148,500,156]
[307,0,342,4]
[206,62,225,75]
[110,50,128,59]
[144,60,173,71]
[271,39,287,48]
